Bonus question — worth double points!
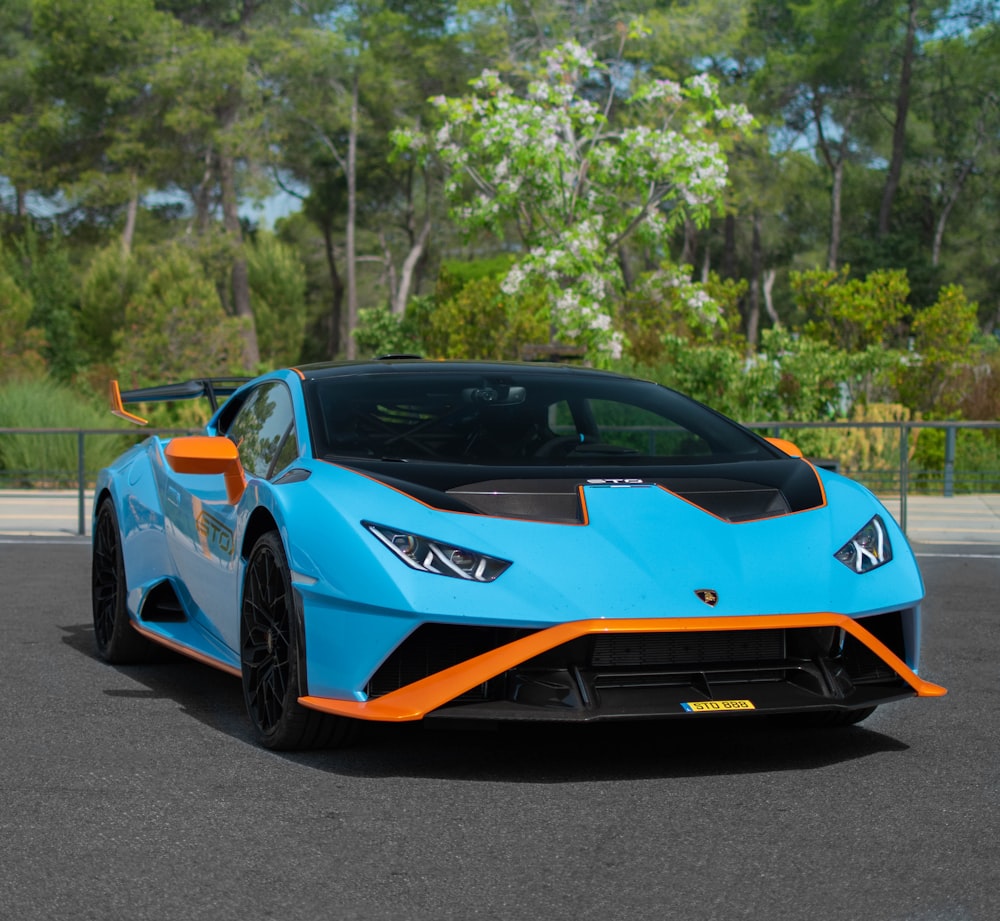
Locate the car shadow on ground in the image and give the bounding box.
[60,620,910,783]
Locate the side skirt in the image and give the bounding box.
[129,620,241,677]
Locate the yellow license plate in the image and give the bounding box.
[681,699,755,713]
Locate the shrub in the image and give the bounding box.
[419,275,550,360]
[247,232,308,367]
[353,305,422,358]
[0,379,134,487]
[113,243,247,388]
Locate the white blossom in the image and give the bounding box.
[714,104,754,129]
[501,265,527,295]
[422,40,752,363]
[688,73,717,99]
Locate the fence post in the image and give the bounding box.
[943,425,956,498]
[899,422,909,535]
[77,431,86,537]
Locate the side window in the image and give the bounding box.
[225,382,298,479]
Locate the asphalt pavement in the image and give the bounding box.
[1,538,997,921]
[3,487,1000,545]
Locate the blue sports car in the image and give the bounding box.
[92,359,945,749]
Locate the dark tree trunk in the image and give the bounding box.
[122,174,139,255]
[828,156,844,271]
[722,212,737,278]
[219,152,259,368]
[321,221,344,358]
[746,213,763,348]
[878,0,919,237]
[345,70,359,359]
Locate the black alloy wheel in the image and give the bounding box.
[240,531,357,750]
[91,500,153,663]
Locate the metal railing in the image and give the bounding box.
[752,420,1000,532]
[0,427,195,536]
[2,421,1000,536]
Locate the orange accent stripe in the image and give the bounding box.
[811,459,829,507]
[109,379,148,426]
[130,621,242,677]
[299,613,946,722]
[766,436,804,458]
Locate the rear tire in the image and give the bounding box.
[92,500,155,663]
[240,531,358,750]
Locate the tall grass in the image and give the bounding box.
[0,379,136,487]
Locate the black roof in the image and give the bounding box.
[293,358,633,383]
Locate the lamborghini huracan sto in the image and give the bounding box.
[91,359,945,749]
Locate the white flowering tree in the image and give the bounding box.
[393,36,754,362]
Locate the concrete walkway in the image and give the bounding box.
[3,487,1000,544]
[0,489,94,537]
[881,494,1000,545]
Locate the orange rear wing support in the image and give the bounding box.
[108,376,253,426]
[109,380,149,426]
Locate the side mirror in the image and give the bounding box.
[765,436,804,458]
[165,436,246,504]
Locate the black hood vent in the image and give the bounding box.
[446,477,790,524]
[447,479,586,523]
[340,458,822,525]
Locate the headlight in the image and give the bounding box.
[365,522,511,582]
[834,515,893,573]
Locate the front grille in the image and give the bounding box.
[591,630,785,667]
[366,624,533,699]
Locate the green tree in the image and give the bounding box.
[0,0,36,222]
[793,267,911,351]
[265,2,481,359]
[621,268,747,365]
[397,35,754,362]
[420,272,549,360]
[114,243,246,387]
[0,258,45,381]
[3,222,81,381]
[246,232,308,368]
[261,13,374,360]
[79,244,142,367]
[21,0,178,248]
[148,16,265,366]
[896,284,980,414]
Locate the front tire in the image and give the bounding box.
[240,531,357,750]
[92,499,154,663]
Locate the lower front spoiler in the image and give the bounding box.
[299,613,947,723]
[420,677,917,723]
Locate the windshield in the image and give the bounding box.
[304,369,776,466]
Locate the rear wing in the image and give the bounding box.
[109,378,252,426]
